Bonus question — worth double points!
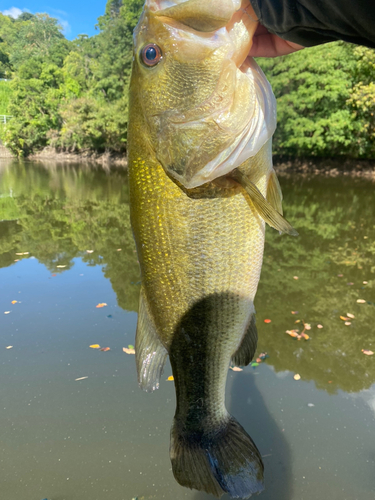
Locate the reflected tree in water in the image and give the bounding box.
[0,164,374,393]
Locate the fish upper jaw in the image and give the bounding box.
[148,0,242,32]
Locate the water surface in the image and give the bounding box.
[0,160,374,500]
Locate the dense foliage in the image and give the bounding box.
[0,1,374,158]
[0,0,143,156]
[259,43,375,158]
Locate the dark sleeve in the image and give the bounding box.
[250,0,375,48]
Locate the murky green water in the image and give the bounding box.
[0,160,374,500]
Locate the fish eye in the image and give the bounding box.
[141,43,162,67]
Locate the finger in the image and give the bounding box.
[249,33,304,58]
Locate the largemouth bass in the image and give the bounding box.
[128,0,297,498]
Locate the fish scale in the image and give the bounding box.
[130,154,265,344]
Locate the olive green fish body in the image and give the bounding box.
[129,98,272,496]
[128,1,297,497]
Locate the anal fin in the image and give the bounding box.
[135,287,168,392]
[231,314,258,367]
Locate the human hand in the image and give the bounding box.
[249,23,304,57]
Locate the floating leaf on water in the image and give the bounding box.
[167,375,174,381]
[14,259,19,262]
[56,265,66,268]
[347,282,354,286]
[75,376,88,381]
[4,311,10,314]
[340,316,350,321]
[295,319,301,324]
[347,313,355,319]
[304,323,311,330]
[258,352,269,360]
[106,314,113,319]
[293,276,299,280]
[230,366,243,372]
[51,273,57,277]
[117,249,122,251]
[363,281,368,285]
[123,347,135,354]
[128,344,134,350]
[286,329,300,338]
[317,324,323,329]
[308,403,315,407]
[90,344,101,349]
[362,350,374,356]
[15,252,23,255]
[291,311,299,315]
[357,299,366,304]
[100,347,110,352]
[11,300,17,304]
[264,319,271,324]
[251,362,259,367]
[96,303,107,308]
[345,321,351,326]
[301,333,310,340]
[86,250,94,253]
[294,374,301,380]
[337,274,344,277]
[6,346,13,349]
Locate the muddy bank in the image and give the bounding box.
[274,156,375,181]
[27,147,127,167]
[0,145,127,167]
[0,144,15,158]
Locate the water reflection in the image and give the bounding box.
[0,160,140,311]
[0,161,374,398]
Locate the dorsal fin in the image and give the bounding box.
[135,287,168,392]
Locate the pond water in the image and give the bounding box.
[0,160,374,500]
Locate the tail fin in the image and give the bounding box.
[170,416,264,499]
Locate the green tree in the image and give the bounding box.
[259,42,361,157]
[0,80,12,114]
[346,46,375,157]
[2,62,64,155]
[9,13,71,69]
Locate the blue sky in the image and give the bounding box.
[1,2,109,39]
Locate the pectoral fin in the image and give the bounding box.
[233,169,298,236]
[267,169,283,215]
[135,287,168,392]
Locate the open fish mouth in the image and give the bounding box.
[138,0,276,189]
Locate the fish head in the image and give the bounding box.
[131,0,276,188]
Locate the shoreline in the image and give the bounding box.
[1,146,374,180]
[273,156,375,181]
[0,145,127,167]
